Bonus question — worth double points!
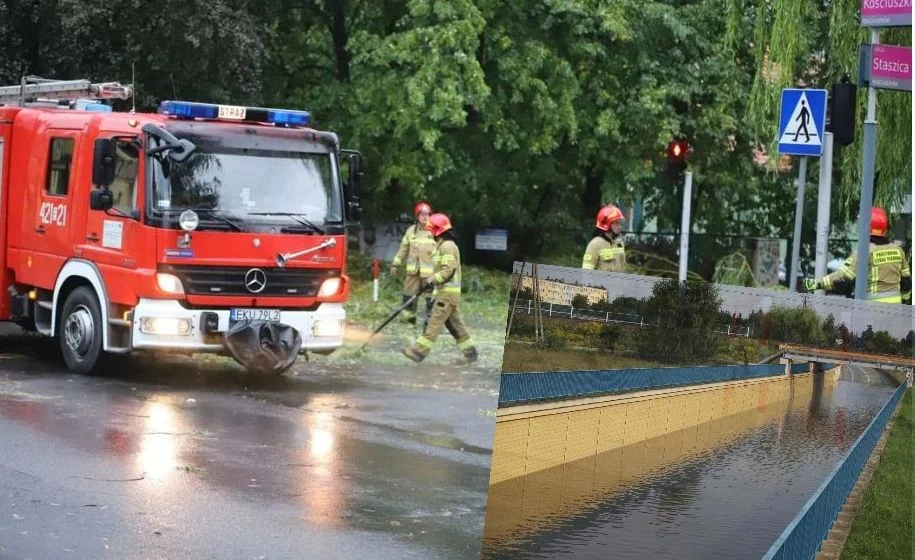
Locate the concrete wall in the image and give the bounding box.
[483,367,841,546]
[489,366,839,486]
[520,263,915,338]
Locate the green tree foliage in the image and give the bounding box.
[571,294,589,308]
[1,0,906,267]
[767,304,826,346]
[743,0,911,218]
[636,278,724,363]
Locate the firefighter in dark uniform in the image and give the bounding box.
[805,207,912,303]
[582,204,627,272]
[403,213,478,364]
[390,202,436,324]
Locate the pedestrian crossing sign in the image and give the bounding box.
[778,88,828,157]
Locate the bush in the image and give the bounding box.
[571,294,589,309]
[723,337,759,365]
[600,323,624,354]
[768,305,826,346]
[865,330,901,356]
[635,278,724,364]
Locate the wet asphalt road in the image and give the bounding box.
[0,324,501,560]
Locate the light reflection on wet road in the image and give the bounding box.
[481,369,899,560]
[0,325,500,560]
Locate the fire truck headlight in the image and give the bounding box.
[139,317,193,336]
[313,319,343,338]
[156,273,185,295]
[317,278,342,298]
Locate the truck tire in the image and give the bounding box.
[58,286,105,374]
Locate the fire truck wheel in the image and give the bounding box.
[59,286,104,374]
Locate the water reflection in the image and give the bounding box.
[137,400,180,480]
[300,396,345,526]
[482,377,895,560]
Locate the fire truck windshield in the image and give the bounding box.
[146,133,343,233]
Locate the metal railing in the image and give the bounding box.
[761,382,908,560]
[509,299,751,337]
[498,363,787,407]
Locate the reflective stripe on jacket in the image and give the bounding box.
[821,242,910,303]
[392,224,436,276]
[431,239,462,303]
[582,235,626,272]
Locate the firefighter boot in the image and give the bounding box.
[402,346,427,363]
[460,346,479,365]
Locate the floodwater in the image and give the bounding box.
[482,368,898,560]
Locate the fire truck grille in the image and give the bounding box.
[160,265,338,297]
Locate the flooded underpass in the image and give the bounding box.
[482,368,900,560]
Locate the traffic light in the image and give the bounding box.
[666,139,689,179]
[829,76,857,146]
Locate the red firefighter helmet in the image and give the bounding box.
[427,213,453,237]
[414,201,432,218]
[595,204,625,232]
[870,207,888,237]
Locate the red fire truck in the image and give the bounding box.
[0,77,363,374]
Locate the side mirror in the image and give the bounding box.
[92,138,117,187]
[89,188,114,211]
[340,148,364,224]
[168,139,197,163]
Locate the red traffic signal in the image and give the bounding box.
[667,140,689,161]
[665,139,689,180]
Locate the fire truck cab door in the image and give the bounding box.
[28,130,81,277]
[80,133,143,271]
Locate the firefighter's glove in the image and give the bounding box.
[421,279,435,293]
[389,265,399,277]
[803,278,820,293]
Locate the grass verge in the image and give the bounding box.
[840,388,913,560]
[500,341,664,373]
[320,252,511,370]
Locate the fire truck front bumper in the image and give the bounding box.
[129,298,345,354]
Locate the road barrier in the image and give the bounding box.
[761,381,907,560]
[498,363,789,407]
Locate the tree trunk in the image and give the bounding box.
[327,0,350,82]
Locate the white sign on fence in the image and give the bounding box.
[475,229,508,251]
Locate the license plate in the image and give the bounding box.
[230,308,280,322]
[218,104,246,120]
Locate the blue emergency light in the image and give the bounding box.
[158,100,311,127]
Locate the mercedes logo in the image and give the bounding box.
[244,268,267,294]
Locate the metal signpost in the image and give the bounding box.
[679,171,693,283]
[814,132,835,294]
[854,1,911,301]
[777,88,828,292]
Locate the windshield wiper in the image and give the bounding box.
[196,210,246,232]
[248,212,325,234]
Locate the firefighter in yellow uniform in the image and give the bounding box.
[389,202,436,324]
[805,207,912,303]
[403,213,478,364]
[582,204,627,272]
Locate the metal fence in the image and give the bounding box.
[761,382,908,560]
[498,363,787,407]
[509,299,752,337]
